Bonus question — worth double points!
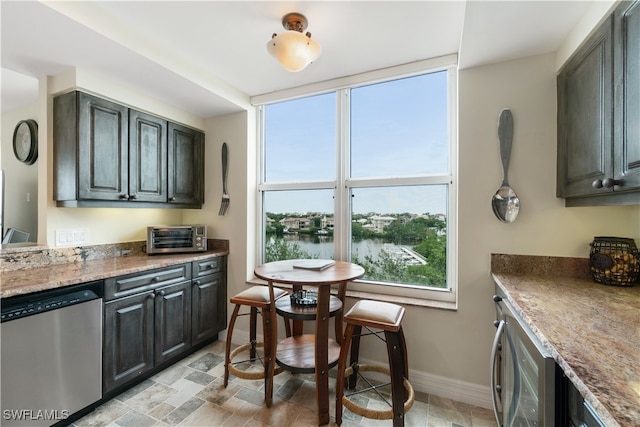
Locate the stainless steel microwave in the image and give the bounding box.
[146,225,207,255]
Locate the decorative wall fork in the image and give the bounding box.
[218,142,230,215]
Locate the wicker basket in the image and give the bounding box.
[589,237,639,286]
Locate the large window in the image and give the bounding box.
[257,60,457,303]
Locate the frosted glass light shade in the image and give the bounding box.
[266,30,321,72]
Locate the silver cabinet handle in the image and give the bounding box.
[491,319,505,426]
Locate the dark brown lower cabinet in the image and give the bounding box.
[191,272,226,345]
[155,281,192,364]
[103,282,192,394]
[103,257,226,395]
[103,291,155,393]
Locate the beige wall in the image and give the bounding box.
[316,53,639,398]
[39,70,206,246]
[13,20,640,406]
[453,53,638,387]
[190,52,640,401]
[184,110,256,314]
[556,0,617,71]
[1,102,39,241]
[38,53,638,392]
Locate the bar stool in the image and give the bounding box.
[335,300,414,427]
[224,286,287,407]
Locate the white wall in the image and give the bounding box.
[1,102,39,241]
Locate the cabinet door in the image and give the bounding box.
[129,110,167,202]
[168,123,204,206]
[191,272,226,345]
[78,92,129,201]
[557,17,614,198]
[103,291,155,393]
[614,1,640,191]
[155,281,191,364]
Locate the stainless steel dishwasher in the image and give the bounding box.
[1,281,103,427]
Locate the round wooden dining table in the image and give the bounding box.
[254,259,365,426]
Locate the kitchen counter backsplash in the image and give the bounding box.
[0,239,228,273]
[491,253,592,280]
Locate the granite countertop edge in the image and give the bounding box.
[492,273,621,427]
[1,248,229,299]
[491,254,640,427]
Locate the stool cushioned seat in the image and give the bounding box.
[344,300,405,331]
[231,286,287,306]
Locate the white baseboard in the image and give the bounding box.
[219,329,493,410]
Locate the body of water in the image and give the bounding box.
[278,234,387,261]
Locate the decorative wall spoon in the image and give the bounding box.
[491,109,520,223]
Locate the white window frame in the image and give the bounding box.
[253,55,458,305]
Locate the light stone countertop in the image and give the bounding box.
[0,244,228,299]
[491,254,640,427]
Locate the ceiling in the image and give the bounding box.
[1,1,599,118]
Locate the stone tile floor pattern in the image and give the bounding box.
[74,340,497,427]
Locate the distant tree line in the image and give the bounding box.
[265,212,447,288]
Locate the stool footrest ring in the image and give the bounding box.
[227,342,283,380]
[342,364,414,420]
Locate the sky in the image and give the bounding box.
[263,71,449,216]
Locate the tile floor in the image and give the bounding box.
[74,340,497,427]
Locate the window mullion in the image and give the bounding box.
[256,106,265,264]
[334,88,350,261]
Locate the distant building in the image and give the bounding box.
[321,216,334,230]
[280,217,313,231]
[370,215,396,233]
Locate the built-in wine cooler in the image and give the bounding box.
[491,287,562,426]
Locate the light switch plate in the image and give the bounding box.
[55,228,89,246]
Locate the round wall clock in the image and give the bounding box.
[12,119,38,165]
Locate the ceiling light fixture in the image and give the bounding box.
[266,13,321,72]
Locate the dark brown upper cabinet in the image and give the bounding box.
[54,92,129,203]
[54,91,204,209]
[557,1,640,206]
[613,1,640,196]
[129,109,167,203]
[168,123,204,207]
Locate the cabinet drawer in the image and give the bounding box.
[105,264,191,301]
[192,257,224,277]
